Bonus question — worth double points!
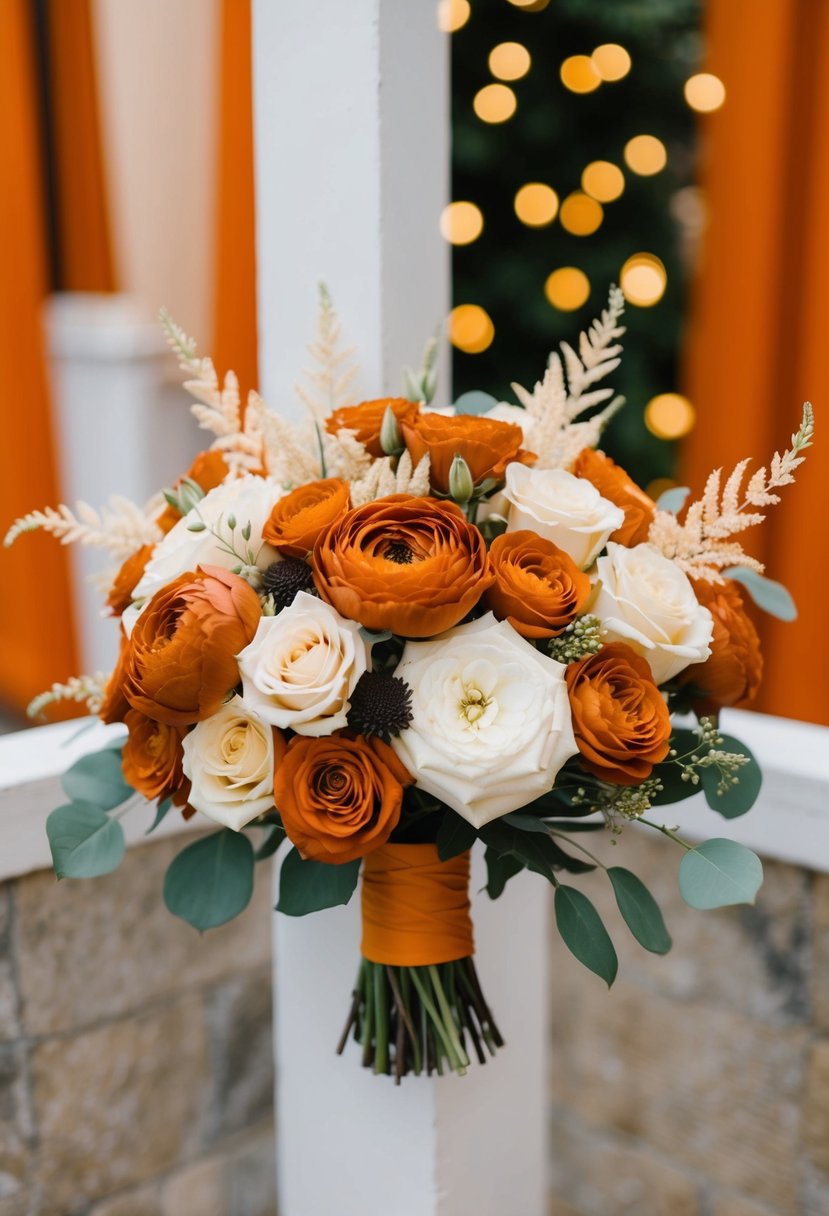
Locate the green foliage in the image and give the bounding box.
[608,866,672,954]
[255,823,287,860]
[276,848,361,916]
[436,811,478,861]
[724,567,797,621]
[453,390,500,415]
[678,838,764,910]
[484,848,525,899]
[554,885,618,986]
[480,818,595,879]
[700,735,762,818]
[61,746,133,811]
[47,802,125,878]
[163,830,255,930]
[655,486,690,513]
[146,798,173,835]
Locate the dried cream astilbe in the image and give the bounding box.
[512,286,626,469]
[27,672,109,721]
[294,283,358,423]
[4,496,162,560]
[648,402,814,582]
[350,450,431,506]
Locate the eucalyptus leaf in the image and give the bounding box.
[47,802,126,879]
[608,867,672,954]
[480,820,594,878]
[723,566,797,621]
[655,486,691,514]
[484,848,524,899]
[554,885,618,986]
[501,812,554,835]
[61,747,133,811]
[163,830,255,930]
[678,838,763,910]
[276,848,361,916]
[436,811,478,861]
[700,735,762,818]
[453,390,500,416]
[146,798,173,835]
[256,823,287,860]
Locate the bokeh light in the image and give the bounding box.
[506,0,550,9]
[473,83,517,123]
[644,394,696,439]
[440,201,484,245]
[560,55,601,94]
[449,304,495,353]
[684,72,726,113]
[591,44,631,82]
[514,182,559,227]
[646,477,679,501]
[581,161,625,203]
[437,0,470,33]
[545,268,591,311]
[620,253,667,306]
[624,134,667,176]
[489,42,532,81]
[560,192,604,236]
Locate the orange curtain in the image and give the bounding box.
[0,0,78,712]
[213,0,258,397]
[682,0,829,725]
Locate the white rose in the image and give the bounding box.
[503,464,624,569]
[182,695,275,830]
[392,615,577,828]
[592,542,714,684]
[134,475,284,601]
[482,402,536,446]
[237,591,369,735]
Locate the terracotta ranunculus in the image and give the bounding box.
[274,732,413,864]
[566,642,672,785]
[326,398,420,458]
[155,450,230,534]
[106,544,154,617]
[123,565,261,725]
[99,629,131,725]
[262,478,350,558]
[679,578,763,711]
[400,412,535,494]
[485,530,592,639]
[312,494,493,637]
[122,709,188,803]
[572,448,655,547]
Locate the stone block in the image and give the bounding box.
[223,1124,277,1216]
[0,888,20,1042]
[811,872,829,1032]
[804,1037,829,1175]
[711,1192,781,1216]
[13,835,274,1037]
[30,995,211,1215]
[161,1158,224,1216]
[205,971,273,1143]
[0,1044,31,1206]
[88,1184,162,1216]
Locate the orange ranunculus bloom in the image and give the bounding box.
[400,412,535,494]
[123,565,261,726]
[155,450,231,535]
[325,398,420,458]
[99,629,131,725]
[679,578,763,712]
[262,478,350,558]
[122,709,188,803]
[486,530,592,639]
[566,642,672,785]
[312,494,493,637]
[274,732,413,864]
[571,448,655,547]
[106,544,155,617]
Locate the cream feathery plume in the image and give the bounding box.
[4,496,162,559]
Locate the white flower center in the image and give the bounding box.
[458,682,496,732]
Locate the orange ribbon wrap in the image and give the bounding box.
[360,843,474,966]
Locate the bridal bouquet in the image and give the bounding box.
[6,286,812,1082]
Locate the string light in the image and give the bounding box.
[514,182,559,227]
[624,134,667,176]
[560,55,601,94]
[449,305,495,353]
[506,0,550,9]
[560,192,603,236]
[644,394,696,439]
[473,83,517,123]
[489,42,531,81]
[684,72,726,112]
[437,0,470,33]
[591,44,631,81]
[545,268,591,311]
[581,161,625,203]
[620,253,667,306]
[440,201,484,245]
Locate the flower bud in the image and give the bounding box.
[448,454,474,504]
[379,405,403,456]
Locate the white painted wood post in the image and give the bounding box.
[251,4,549,1213]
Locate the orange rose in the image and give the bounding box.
[325,398,420,458]
[262,478,350,558]
[274,732,413,864]
[106,544,154,616]
[123,565,261,725]
[679,578,763,711]
[400,412,535,494]
[572,448,655,547]
[155,450,230,535]
[486,531,592,639]
[122,709,188,803]
[566,643,671,785]
[312,494,493,637]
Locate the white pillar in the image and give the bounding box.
[252,4,548,1213]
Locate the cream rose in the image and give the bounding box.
[592,542,714,685]
[134,475,284,602]
[182,695,275,830]
[392,615,577,828]
[503,464,624,569]
[237,591,369,735]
